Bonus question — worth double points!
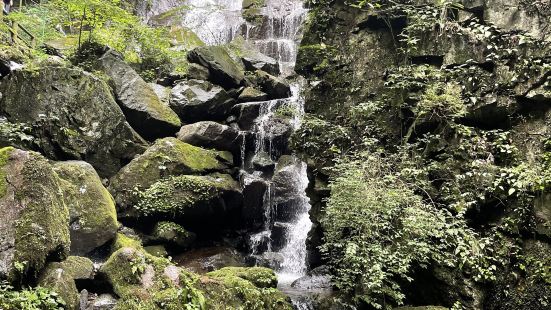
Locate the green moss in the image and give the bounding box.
[112,233,143,253]
[207,267,278,289]
[134,174,238,217]
[57,256,94,280]
[201,267,291,310]
[0,147,14,197]
[101,247,206,310]
[152,221,195,247]
[11,152,70,280]
[54,161,119,254]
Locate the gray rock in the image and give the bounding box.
[174,246,246,273]
[98,50,181,140]
[177,121,241,153]
[53,161,118,256]
[242,56,280,76]
[108,137,231,211]
[238,87,269,103]
[186,63,210,81]
[0,64,147,177]
[187,46,246,89]
[231,102,262,130]
[87,294,117,310]
[254,70,291,99]
[0,148,70,282]
[170,79,236,122]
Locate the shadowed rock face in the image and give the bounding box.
[187,46,246,89]
[0,63,147,178]
[170,79,237,123]
[177,121,242,154]
[98,50,181,141]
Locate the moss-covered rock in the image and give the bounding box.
[109,138,231,211]
[54,161,118,255]
[0,63,147,178]
[37,255,95,309]
[201,267,292,310]
[207,267,278,288]
[97,50,181,140]
[144,245,169,258]
[133,174,243,226]
[0,147,70,282]
[112,233,143,253]
[188,46,246,89]
[99,247,206,309]
[38,263,79,310]
[151,221,196,248]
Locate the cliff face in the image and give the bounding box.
[295,0,551,309]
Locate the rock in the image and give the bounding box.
[144,245,169,258]
[242,57,280,76]
[0,64,147,177]
[207,266,278,288]
[253,70,291,99]
[393,307,448,310]
[238,87,269,102]
[170,79,236,122]
[177,121,242,154]
[111,232,143,253]
[149,83,171,106]
[485,239,551,310]
[37,256,94,310]
[54,161,118,255]
[38,263,79,310]
[187,46,246,89]
[101,246,291,309]
[252,151,275,173]
[275,197,310,222]
[241,176,268,229]
[270,222,289,251]
[292,266,332,291]
[0,147,70,282]
[174,247,246,273]
[132,174,243,229]
[273,155,305,200]
[483,0,550,41]
[151,221,196,248]
[534,193,551,238]
[97,50,181,140]
[186,63,210,81]
[109,137,230,211]
[231,102,262,130]
[87,293,118,310]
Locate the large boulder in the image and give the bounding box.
[0,147,70,281]
[177,121,242,154]
[174,247,246,274]
[109,138,231,211]
[132,174,243,230]
[169,79,236,123]
[0,63,147,177]
[253,70,291,99]
[54,161,118,255]
[100,246,291,310]
[150,221,196,248]
[98,50,181,140]
[38,256,95,310]
[238,87,269,103]
[187,46,246,89]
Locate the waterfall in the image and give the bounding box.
[148,0,316,304]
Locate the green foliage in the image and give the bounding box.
[0,281,65,310]
[320,150,504,309]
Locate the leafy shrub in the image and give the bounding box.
[0,281,65,310]
[321,151,499,309]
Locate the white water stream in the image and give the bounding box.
[143,0,314,306]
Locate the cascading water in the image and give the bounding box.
[145,0,316,306]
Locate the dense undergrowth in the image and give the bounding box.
[294,0,551,308]
[2,0,202,80]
